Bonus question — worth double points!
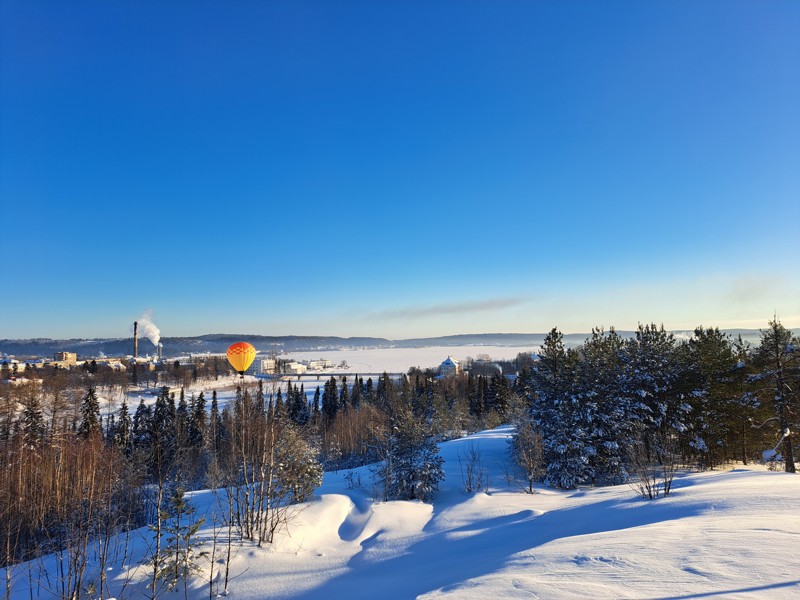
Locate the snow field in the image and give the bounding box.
[6,426,799,599]
[212,427,800,599]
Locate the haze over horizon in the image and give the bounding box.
[1,1,798,340]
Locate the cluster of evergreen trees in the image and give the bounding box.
[516,321,799,489]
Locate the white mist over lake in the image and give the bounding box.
[282,345,539,373]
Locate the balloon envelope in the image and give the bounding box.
[227,342,257,374]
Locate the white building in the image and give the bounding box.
[286,362,307,375]
[260,358,277,374]
[307,358,334,371]
[439,356,462,377]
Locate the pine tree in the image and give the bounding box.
[730,336,763,464]
[575,327,628,483]
[623,324,690,438]
[751,319,799,473]
[524,328,591,488]
[684,327,739,468]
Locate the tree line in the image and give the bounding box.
[0,318,797,597]
[514,320,798,490]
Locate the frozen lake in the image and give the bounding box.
[282,344,540,374]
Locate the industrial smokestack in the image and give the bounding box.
[134,321,139,358]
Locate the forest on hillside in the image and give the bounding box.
[0,320,797,598]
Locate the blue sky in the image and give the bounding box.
[1,1,798,340]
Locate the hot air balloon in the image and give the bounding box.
[227,342,257,376]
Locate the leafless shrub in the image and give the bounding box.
[509,420,545,494]
[344,471,362,490]
[458,442,488,493]
[627,428,680,499]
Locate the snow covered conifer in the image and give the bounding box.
[622,324,690,443]
[523,328,591,488]
[684,327,741,468]
[373,408,444,502]
[576,327,628,483]
[322,376,339,425]
[750,319,799,473]
[115,398,133,456]
[78,386,101,439]
[20,393,46,448]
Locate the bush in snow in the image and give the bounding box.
[371,408,444,502]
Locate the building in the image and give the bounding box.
[307,358,334,371]
[439,356,462,377]
[54,352,77,364]
[286,362,307,375]
[260,358,277,374]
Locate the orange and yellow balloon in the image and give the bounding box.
[227,342,257,376]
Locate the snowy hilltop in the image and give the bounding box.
[6,425,799,599]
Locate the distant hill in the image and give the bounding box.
[0,329,782,359]
[0,335,392,359]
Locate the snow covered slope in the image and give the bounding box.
[233,428,800,599]
[7,427,799,599]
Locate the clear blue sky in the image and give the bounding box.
[1,1,798,340]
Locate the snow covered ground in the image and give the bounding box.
[7,427,799,599]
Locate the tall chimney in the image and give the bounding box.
[134,321,139,358]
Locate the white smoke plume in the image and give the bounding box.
[137,310,161,347]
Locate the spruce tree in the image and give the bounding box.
[78,386,102,439]
[312,386,321,420]
[154,487,205,592]
[115,398,133,456]
[366,377,375,404]
[322,376,338,425]
[20,394,46,448]
[375,409,444,501]
[150,387,177,478]
[274,387,285,417]
[209,390,223,457]
[339,376,349,412]
[188,391,207,450]
[289,384,309,426]
[351,376,361,410]
[176,392,189,450]
[133,397,153,451]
